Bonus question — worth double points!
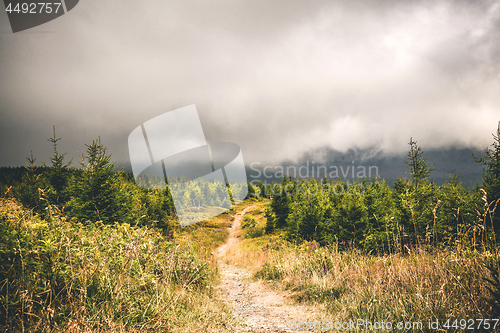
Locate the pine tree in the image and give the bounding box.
[67,138,132,224]
[19,151,46,211]
[405,138,434,188]
[270,177,290,229]
[45,126,71,205]
[264,207,275,234]
[474,121,500,232]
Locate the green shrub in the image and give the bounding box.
[0,199,216,331]
[244,226,264,239]
[255,262,284,280]
[483,253,500,316]
[241,216,257,229]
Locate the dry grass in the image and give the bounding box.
[225,196,498,332]
[2,195,498,332]
[0,198,240,333]
[227,236,498,332]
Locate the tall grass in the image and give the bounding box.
[226,197,500,332]
[226,236,499,332]
[0,198,237,332]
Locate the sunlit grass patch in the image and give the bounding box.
[250,241,497,332]
[0,198,237,332]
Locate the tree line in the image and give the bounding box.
[1,123,499,252]
[0,127,178,234]
[260,124,500,254]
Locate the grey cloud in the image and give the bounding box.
[0,0,498,168]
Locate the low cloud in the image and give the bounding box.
[0,0,498,167]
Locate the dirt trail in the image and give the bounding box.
[215,206,323,332]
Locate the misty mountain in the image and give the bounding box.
[247,146,485,189]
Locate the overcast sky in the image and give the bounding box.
[0,0,499,168]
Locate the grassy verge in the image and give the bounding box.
[226,201,500,332]
[233,239,499,332]
[0,198,239,332]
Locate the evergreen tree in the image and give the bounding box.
[246,181,257,199]
[19,151,47,211]
[256,180,268,198]
[437,173,476,247]
[67,138,132,224]
[474,121,500,232]
[45,126,71,206]
[264,207,276,234]
[270,177,290,229]
[405,138,434,188]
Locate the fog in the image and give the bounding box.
[0,0,499,167]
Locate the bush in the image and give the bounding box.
[255,262,284,280]
[0,199,216,331]
[244,226,264,239]
[241,216,257,229]
[483,254,500,316]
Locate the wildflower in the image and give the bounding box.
[323,268,328,273]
